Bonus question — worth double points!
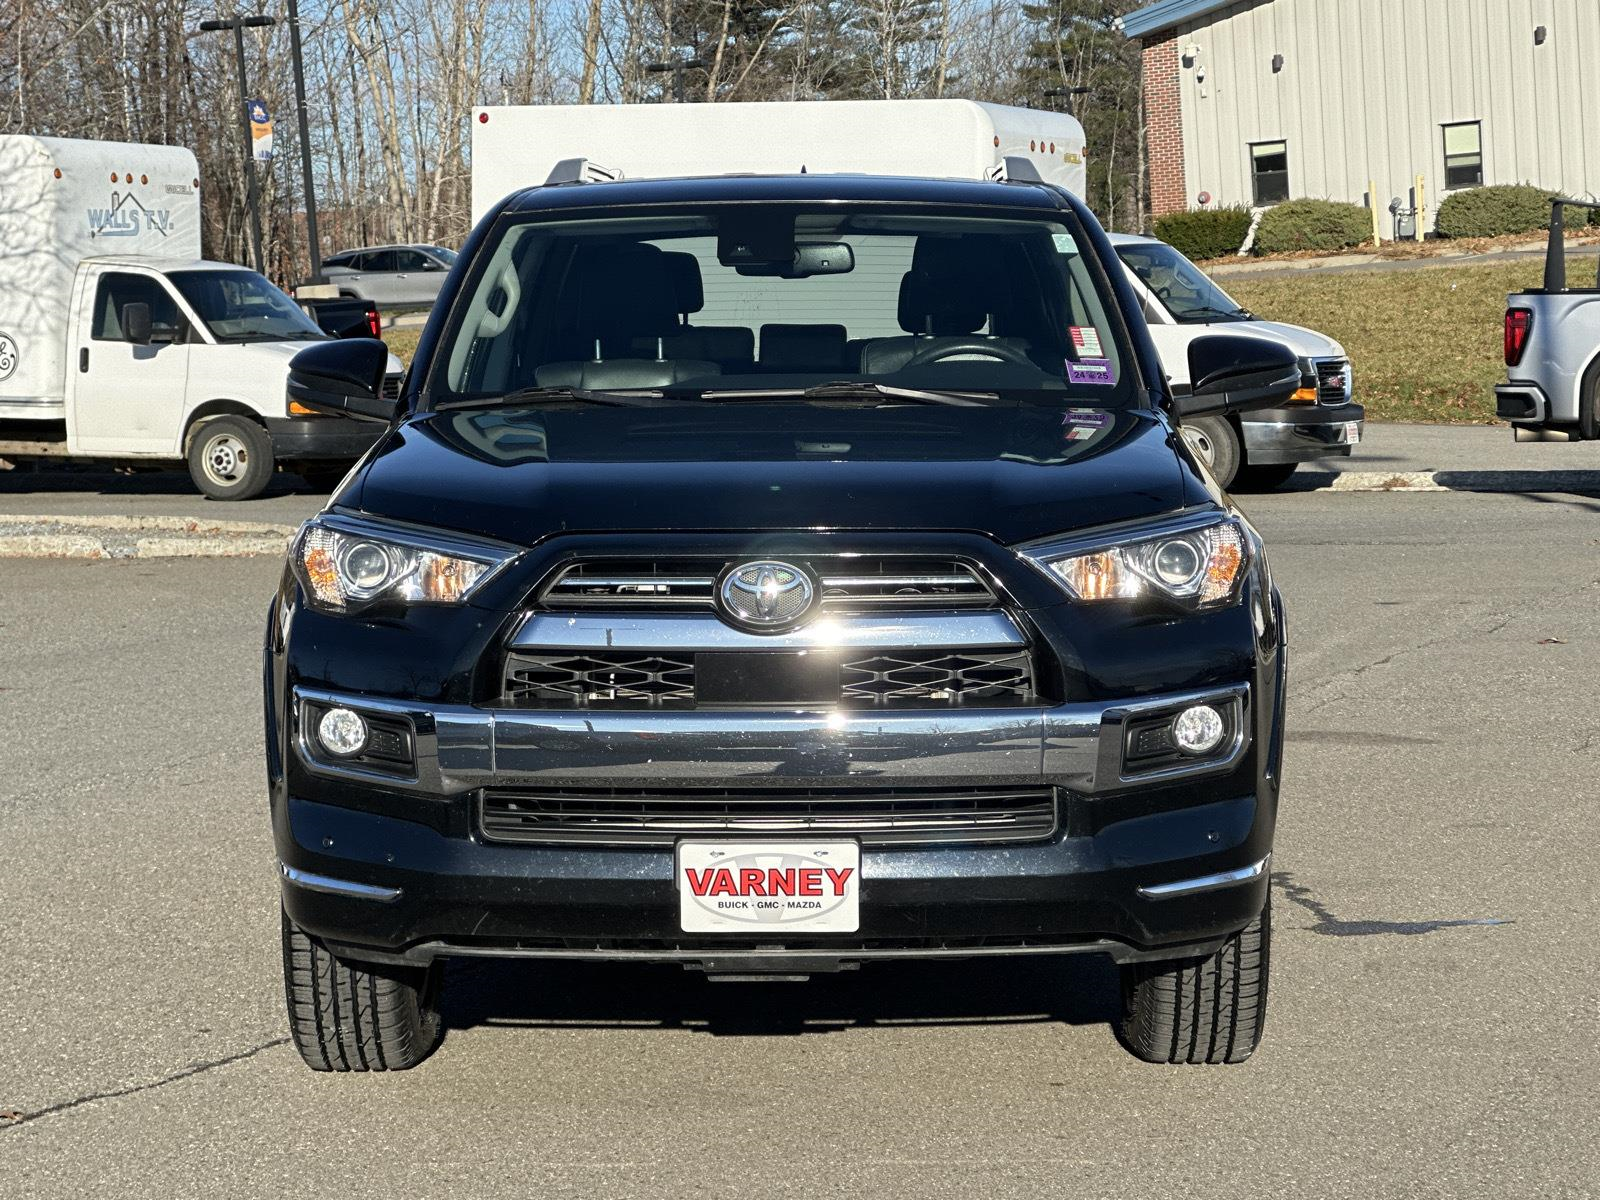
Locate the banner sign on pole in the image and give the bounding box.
[249,99,274,162]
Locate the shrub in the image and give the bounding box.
[1434,184,1580,238]
[1152,206,1253,261]
[1252,199,1373,255]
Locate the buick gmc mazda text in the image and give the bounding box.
[267,172,1298,1071]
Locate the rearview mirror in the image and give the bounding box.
[1177,334,1301,418]
[287,338,398,422]
[122,302,152,346]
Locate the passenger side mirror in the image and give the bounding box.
[1178,334,1301,418]
[287,338,398,422]
[122,303,153,346]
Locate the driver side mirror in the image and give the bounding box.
[122,302,153,346]
[1177,334,1301,418]
[287,338,399,422]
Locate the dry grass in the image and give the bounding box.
[1227,255,1599,423]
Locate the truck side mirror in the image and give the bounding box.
[288,338,399,422]
[122,302,153,346]
[1177,334,1301,419]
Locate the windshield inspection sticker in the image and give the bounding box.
[1063,408,1111,441]
[1069,326,1104,357]
[1067,357,1116,386]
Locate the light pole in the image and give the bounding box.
[198,13,275,275]
[283,0,323,283]
[1043,85,1092,116]
[644,56,707,103]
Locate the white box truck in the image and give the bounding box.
[467,100,1358,489]
[0,135,400,499]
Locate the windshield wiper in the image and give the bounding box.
[696,381,997,407]
[1180,305,1254,322]
[436,385,686,410]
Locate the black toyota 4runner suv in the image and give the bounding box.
[269,171,1297,1071]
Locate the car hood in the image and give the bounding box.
[1218,319,1344,360]
[350,403,1197,547]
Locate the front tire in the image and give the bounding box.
[1579,361,1600,441]
[1181,415,1242,489]
[281,909,443,1072]
[1119,897,1270,1065]
[187,415,274,501]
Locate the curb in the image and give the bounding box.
[1296,469,1600,493]
[0,514,297,559]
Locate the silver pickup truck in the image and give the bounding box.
[1495,199,1600,441]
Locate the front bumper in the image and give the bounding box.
[1240,403,1365,464]
[275,679,1280,971]
[264,415,386,462]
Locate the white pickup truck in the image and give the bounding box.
[0,135,399,499]
[1495,198,1600,441]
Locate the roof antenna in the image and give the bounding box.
[800,164,807,174]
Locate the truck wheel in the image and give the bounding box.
[281,909,443,1072]
[188,416,274,501]
[1119,896,1270,1065]
[1181,416,1241,488]
[1233,462,1299,492]
[1579,362,1600,441]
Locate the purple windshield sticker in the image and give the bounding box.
[1067,357,1116,386]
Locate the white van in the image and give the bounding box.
[0,135,400,499]
[468,100,1357,489]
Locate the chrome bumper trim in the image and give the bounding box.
[1137,855,1270,900]
[291,682,1251,795]
[280,862,402,903]
[507,610,1026,651]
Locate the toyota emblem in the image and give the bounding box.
[718,560,815,631]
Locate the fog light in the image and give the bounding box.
[317,707,368,757]
[1173,704,1226,755]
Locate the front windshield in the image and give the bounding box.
[1115,241,1250,324]
[433,206,1136,408]
[169,269,326,343]
[431,247,458,265]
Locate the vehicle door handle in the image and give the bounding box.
[79,347,89,373]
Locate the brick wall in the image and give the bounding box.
[1143,34,1187,217]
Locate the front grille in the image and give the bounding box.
[501,648,1034,708]
[1314,359,1348,405]
[540,557,994,610]
[479,785,1059,846]
[504,651,695,706]
[840,650,1033,704]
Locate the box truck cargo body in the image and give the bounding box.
[0,135,398,499]
[469,100,1088,222]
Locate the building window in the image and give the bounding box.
[1249,141,1289,205]
[1443,122,1483,189]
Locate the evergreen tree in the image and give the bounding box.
[1018,0,1145,230]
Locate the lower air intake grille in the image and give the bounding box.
[479,786,1059,846]
[501,649,1035,708]
[841,650,1033,705]
[504,652,695,706]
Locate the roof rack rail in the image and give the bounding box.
[987,156,1044,184]
[544,158,625,186]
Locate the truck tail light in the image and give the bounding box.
[1505,308,1533,366]
[365,304,381,339]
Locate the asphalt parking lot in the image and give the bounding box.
[3,468,1599,1197]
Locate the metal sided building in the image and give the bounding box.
[1124,0,1600,229]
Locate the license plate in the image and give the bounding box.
[1345,421,1362,444]
[677,841,860,933]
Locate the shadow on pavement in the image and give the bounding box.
[0,464,324,498]
[438,954,1121,1038]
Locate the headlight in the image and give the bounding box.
[292,515,516,612]
[1020,514,1249,608]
